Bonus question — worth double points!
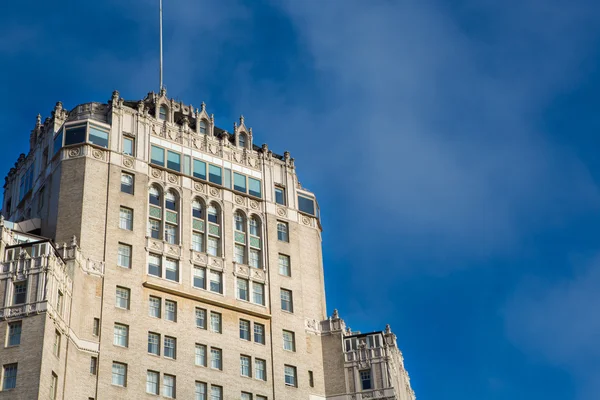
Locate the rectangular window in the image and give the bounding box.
[234,244,245,264]
[184,154,191,175]
[210,312,221,333]
[195,307,207,329]
[283,330,296,352]
[163,374,176,398]
[233,172,246,193]
[255,359,266,381]
[164,336,176,359]
[193,267,206,289]
[148,332,160,355]
[193,159,207,180]
[281,289,293,312]
[119,207,133,230]
[253,282,265,306]
[211,386,222,400]
[239,319,250,341]
[277,221,289,242]
[7,321,22,346]
[240,355,251,377]
[208,165,222,185]
[149,296,161,318]
[117,243,131,268]
[56,291,64,315]
[53,330,61,356]
[278,254,291,276]
[90,357,97,375]
[13,281,26,305]
[165,300,177,322]
[284,365,297,387]
[210,348,222,370]
[275,187,286,205]
[237,278,249,301]
[148,253,162,277]
[151,145,165,166]
[167,150,181,172]
[112,362,127,387]
[149,219,161,239]
[121,172,134,194]
[309,370,314,387]
[50,372,58,400]
[2,363,17,390]
[249,249,260,268]
[93,318,100,336]
[165,258,179,282]
[360,370,372,390]
[165,224,177,244]
[195,381,207,400]
[207,237,219,256]
[257,396,267,400]
[122,136,134,156]
[64,124,86,146]
[192,232,204,252]
[195,344,207,367]
[113,324,128,347]
[89,125,109,148]
[298,195,316,216]
[115,286,130,309]
[209,270,222,294]
[223,168,232,189]
[248,178,261,198]
[254,323,265,345]
[146,370,159,395]
[241,392,252,400]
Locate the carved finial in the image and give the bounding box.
[233,122,238,133]
[36,114,42,127]
[284,151,290,160]
[262,143,269,152]
[53,101,63,116]
[240,115,245,125]
[160,87,167,97]
[210,114,215,123]
[0,214,5,226]
[333,309,339,319]
[112,90,120,102]
[201,102,206,112]
[137,101,145,112]
[385,324,391,334]
[70,235,77,247]
[346,327,352,335]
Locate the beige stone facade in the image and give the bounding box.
[0,89,415,399]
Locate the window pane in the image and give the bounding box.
[149,296,161,318]
[121,173,133,194]
[254,324,265,345]
[208,165,222,185]
[193,159,206,180]
[112,362,126,386]
[249,178,261,198]
[148,332,160,355]
[195,308,206,329]
[277,222,289,242]
[193,267,206,289]
[237,278,249,301]
[275,187,285,205]
[233,173,246,193]
[165,258,179,282]
[298,195,316,216]
[183,154,191,175]
[167,150,181,171]
[89,125,109,148]
[151,145,165,166]
[64,125,86,146]
[195,344,207,366]
[53,131,63,156]
[165,300,176,321]
[223,168,231,189]
[253,282,265,305]
[123,137,134,155]
[148,254,161,277]
[239,320,250,340]
[279,254,291,276]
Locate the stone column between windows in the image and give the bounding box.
[2,279,11,308]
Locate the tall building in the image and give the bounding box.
[0,89,415,400]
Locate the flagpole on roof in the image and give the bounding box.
[159,0,164,91]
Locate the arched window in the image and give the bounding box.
[165,191,177,211]
[200,120,207,134]
[249,217,258,236]
[206,204,221,257]
[239,133,247,149]
[191,199,205,252]
[163,191,179,244]
[234,211,246,264]
[159,105,168,121]
[148,186,162,239]
[234,211,245,232]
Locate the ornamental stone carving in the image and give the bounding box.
[193,252,207,264]
[151,168,162,178]
[68,148,81,157]
[235,195,245,205]
[92,149,103,160]
[209,187,219,197]
[250,200,259,210]
[277,207,287,217]
[248,157,257,167]
[167,173,179,184]
[123,157,134,168]
[302,216,311,225]
[234,152,242,163]
[194,182,205,193]
[209,144,218,154]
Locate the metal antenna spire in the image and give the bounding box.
[159,0,164,91]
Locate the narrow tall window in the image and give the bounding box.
[195,381,207,400]
[193,267,206,289]
[360,370,372,390]
[53,330,61,356]
[119,207,133,230]
[279,254,291,276]
[283,330,296,352]
[239,319,250,341]
[163,374,176,398]
[122,136,134,156]
[210,348,222,370]
[13,282,26,305]
[165,258,179,282]
[277,221,289,242]
[209,270,222,294]
[195,308,207,329]
[111,362,127,387]
[148,332,160,355]
[284,365,297,387]
[195,344,207,366]
[275,187,286,205]
[309,370,314,387]
[165,300,177,322]
[7,321,22,346]
[210,312,221,333]
[255,359,266,381]
[237,278,249,301]
[199,120,207,134]
[93,318,100,336]
[211,386,222,400]
[254,323,265,345]
[117,243,132,268]
[241,393,252,400]
[146,370,159,395]
[56,291,64,315]
[238,133,246,148]
[159,105,168,121]
[50,372,58,400]
[148,253,162,277]
[90,357,98,375]
[240,355,251,377]
[2,363,17,390]
[281,289,293,312]
[149,296,161,318]
[115,286,130,309]
[121,172,134,194]
[113,324,128,347]
[253,282,265,306]
[249,249,260,268]
[164,336,176,359]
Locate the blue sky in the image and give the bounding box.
[2,0,600,398]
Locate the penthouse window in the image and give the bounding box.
[298,194,318,217]
[59,121,110,149]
